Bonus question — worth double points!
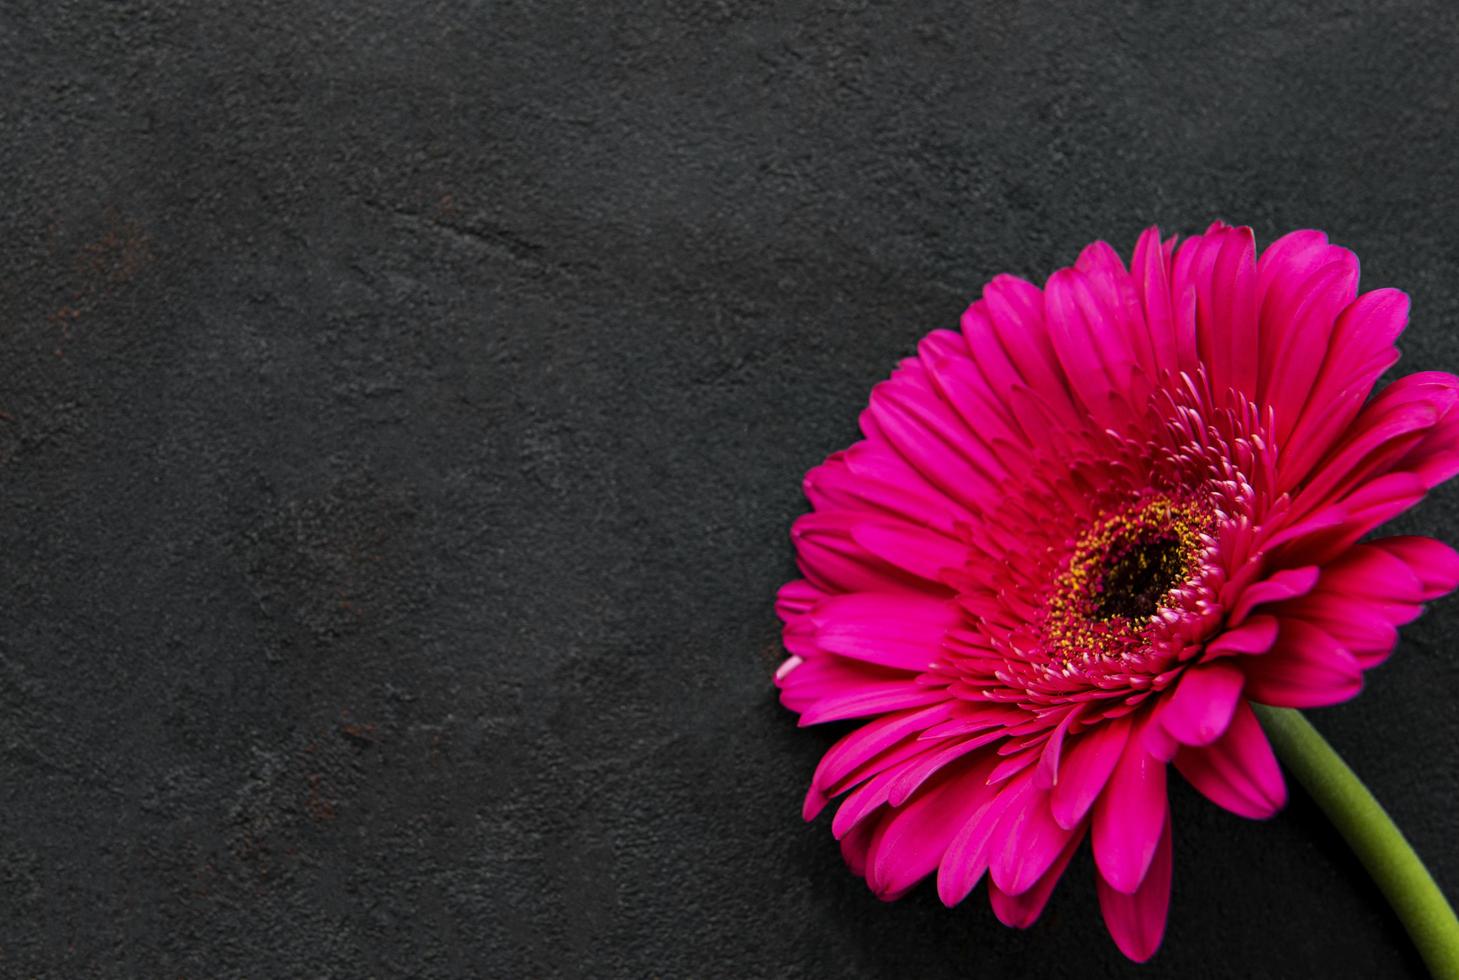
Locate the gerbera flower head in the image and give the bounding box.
[776,223,1459,961]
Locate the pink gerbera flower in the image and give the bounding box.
[776,222,1459,961]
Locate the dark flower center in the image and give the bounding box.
[1093,531,1187,621]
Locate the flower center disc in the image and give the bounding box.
[1042,495,1210,664]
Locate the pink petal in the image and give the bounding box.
[796,683,949,726]
[986,745,1041,785]
[1300,472,1429,564]
[919,703,1027,740]
[1140,718,1180,763]
[889,359,1015,484]
[1173,700,1286,819]
[1292,399,1438,515]
[1201,226,1259,403]
[1285,370,1459,526]
[1278,472,1430,568]
[1158,661,1246,746]
[1283,594,1399,668]
[839,440,976,524]
[1227,566,1319,625]
[1244,620,1363,708]
[975,274,1080,426]
[865,383,997,512]
[886,730,1006,806]
[851,520,970,585]
[1096,812,1173,962]
[1280,288,1409,490]
[1131,225,1179,380]
[921,340,1028,474]
[776,656,804,684]
[1077,240,1155,380]
[1051,715,1132,829]
[1034,705,1084,790]
[1309,543,1424,615]
[1372,535,1459,600]
[832,760,918,839]
[1171,234,1218,378]
[948,310,1023,410]
[989,825,1086,928]
[792,512,924,595]
[1385,373,1459,487]
[812,703,956,794]
[1169,265,1196,371]
[1203,615,1279,659]
[1256,230,1350,328]
[805,449,968,532]
[811,592,961,671]
[1257,508,1348,554]
[1045,267,1133,424]
[1278,542,1423,665]
[776,579,824,621]
[1260,250,1359,440]
[802,783,830,821]
[840,817,876,878]
[937,771,1025,906]
[1092,739,1168,893]
[866,761,1003,899]
[777,653,909,713]
[990,787,1076,896]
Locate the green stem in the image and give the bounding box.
[1252,703,1459,980]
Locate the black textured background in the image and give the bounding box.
[2,2,1458,977]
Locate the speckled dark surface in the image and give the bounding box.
[2,2,1458,977]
